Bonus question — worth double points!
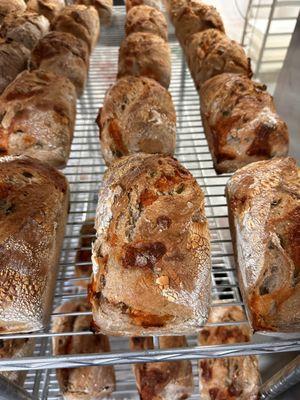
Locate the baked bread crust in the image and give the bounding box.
[75,219,95,288]
[199,306,260,400]
[30,31,89,97]
[0,13,50,50]
[0,70,77,168]
[27,0,65,22]
[130,336,194,399]
[52,5,100,51]
[200,73,289,174]
[97,76,176,165]
[74,0,113,26]
[186,29,252,89]
[52,299,116,400]
[125,0,163,12]
[125,5,168,41]
[226,157,300,333]
[0,155,69,334]
[90,153,211,336]
[117,32,171,89]
[0,0,26,24]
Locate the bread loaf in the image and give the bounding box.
[52,5,100,51]
[74,0,113,26]
[125,5,168,41]
[0,41,30,95]
[199,306,260,399]
[26,0,65,22]
[186,29,252,88]
[0,70,77,168]
[226,157,300,333]
[75,219,95,288]
[0,13,50,50]
[30,31,89,97]
[126,0,162,12]
[130,336,194,399]
[0,155,69,334]
[97,76,176,165]
[90,153,211,336]
[53,299,116,400]
[118,32,171,88]
[0,0,26,24]
[200,73,289,174]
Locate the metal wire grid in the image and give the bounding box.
[0,7,299,399]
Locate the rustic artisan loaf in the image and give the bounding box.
[226,157,300,333]
[30,31,89,97]
[0,70,77,168]
[74,0,113,26]
[75,219,95,288]
[0,13,50,50]
[126,0,162,12]
[0,0,26,24]
[53,299,116,400]
[0,41,30,95]
[0,155,69,334]
[130,336,194,399]
[97,76,176,165]
[186,29,252,88]
[199,305,260,400]
[125,5,168,41]
[200,73,289,174]
[118,32,171,88]
[26,0,65,22]
[90,153,211,336]
[52,5,100,51]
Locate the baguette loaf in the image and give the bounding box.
[130,336,194,399]
[52,5,100,51]
[125,5,168,41]
[53,299,116,400]
[0,69,77,168]
[200,73,289,174]
[90,153,211,336]
[74,0,113,26]
[226,157,300,333]
[0,0,26,24]
[26,0,65,22]
[0,13,50,50]
[0,155,69,334]
[199,306,260,399]
[117,32,171,89]
[186,29,252,89]
[30,31,89,97]
[75,219,95,288]
[125,0,163,12]
[97,76,176,165]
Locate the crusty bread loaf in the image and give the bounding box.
[97,76,176,165]
[26,0,65,22]
[75,219,95,288]
[226,157,300,333]
[0,155,69,334]
[200,73,289,174]
[52,5,100,51]
[53,299,116,400]
[125,5,168,41]
[0,0,26,24]
[0,41,30,95]
[130,336,194,399]
[30,31,89,97]
[199,306,260,400]
[186,29,252,89]
[164,0,186,24]
[0,13,50,50]
[126,0,162,12]
[90,153,211,336]
[118,32,171,88]
[74,0,113,26]
[0,70,77,168]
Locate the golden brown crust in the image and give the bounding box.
[226,157,300,333]
[74,0,113,26]
[200,73,289,174]
[97,76,176,165]
[53,299,116,400]
[0,0,26,24]
[0,69,77,168]
[0,155,69,334]
[117,32,171,89]
[90,153,211,336]
[52,5,100,51]
[75,219,95,288]
[199,306,260,400]
[27,0,65,22]
[125,0,163,12]
[130,336,194,399]
[186,29,252,88]
[30,31,89,97]
[125,5,168,41]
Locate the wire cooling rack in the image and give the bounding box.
[0,6,299,399]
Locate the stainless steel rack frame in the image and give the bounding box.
[0,7,299,399]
